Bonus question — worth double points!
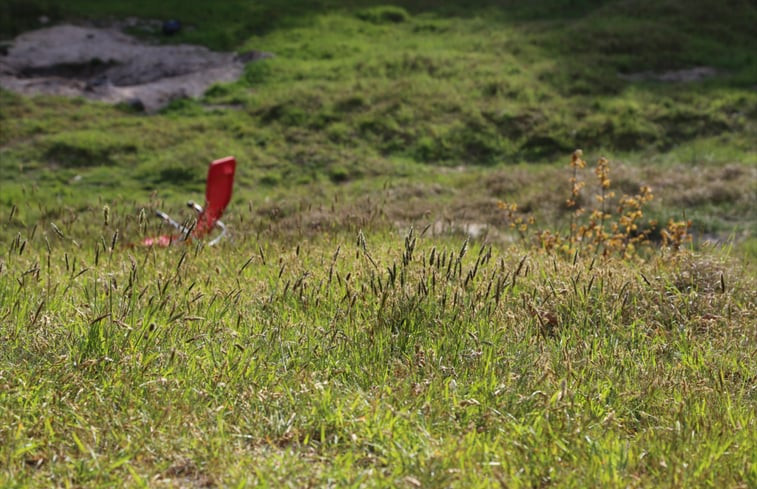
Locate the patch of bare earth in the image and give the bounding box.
[0,24,271,112]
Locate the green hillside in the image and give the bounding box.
[1,0,756,244]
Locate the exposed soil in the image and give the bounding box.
[0,24,271,112]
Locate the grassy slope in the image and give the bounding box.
[1,1,756,487]
[1,0,756,243]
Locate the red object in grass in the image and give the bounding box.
[141,156,236,247]
[194,156,236,236]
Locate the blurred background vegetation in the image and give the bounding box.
[1,0,755,250]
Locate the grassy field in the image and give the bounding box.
[1,0,756,487]
[1,221,755,487]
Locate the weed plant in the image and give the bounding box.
[498,150,692,259]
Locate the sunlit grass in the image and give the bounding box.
[1,2,756,485]
[1,202,755,487]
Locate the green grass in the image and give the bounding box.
[1,208,755,487]
[1,1,756,486]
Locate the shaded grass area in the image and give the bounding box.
[1,210,755,487]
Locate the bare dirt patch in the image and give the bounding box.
[0,24,271,111]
